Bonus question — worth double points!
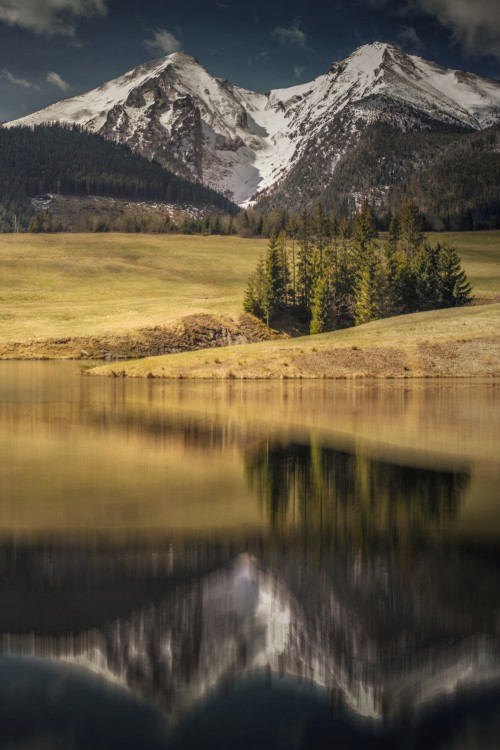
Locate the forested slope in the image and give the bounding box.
[0,124,237,231]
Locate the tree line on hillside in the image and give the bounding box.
[399,123,500,231]
[0,124,237,232]
[243,202,472,334]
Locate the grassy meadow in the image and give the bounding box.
[0,233,263,342]
[0,230,499,376]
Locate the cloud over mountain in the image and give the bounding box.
[144,27,182,56]
[417,0,500,59]
[0,0,107,37]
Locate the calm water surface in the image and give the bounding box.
[0,362,499,749]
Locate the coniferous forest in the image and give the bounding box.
[243,202,472,333]
[0,124,237,231]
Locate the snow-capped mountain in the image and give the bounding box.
[7,43,500,206]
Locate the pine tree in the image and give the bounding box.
[351,204,379,318]
[413,242,441,310]
[388,213,400,251]
[286,214,299,306]
[437,243,473,307]
[352,203,378,263]
[264,233,287,324]
[297,209,313,314]
[277,231,291,308]
[399,200,424,260]
[313,201,329,275]
[384,241,410,315]
[310,275,332,334]
[354,245,382,326]
[243,256,266,318]
[336,237,356,328]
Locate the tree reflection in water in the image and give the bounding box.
[246,441,469,548]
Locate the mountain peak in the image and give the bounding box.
[6,43,500,206]
[349,41,396,57]
[160,50,200,67]
[328,41,399,78]
[352,41,394,54]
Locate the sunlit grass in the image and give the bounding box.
[0,231,499,344]
[0,233,264,341]
[91,302,500,379]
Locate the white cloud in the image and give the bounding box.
[0,0,107,37]
[273,18,308,50]
[415,0,500,59]
[396,24,424,53]
[248,50,270,66]
[144,27,182,56]
[294,65,306,79]
[46,71,71,92]
[2,67,38,88]
[358,0,500,60]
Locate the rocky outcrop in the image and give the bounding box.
[0,313,282,361]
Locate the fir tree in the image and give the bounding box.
[330,236,355,329]
[297,209,313,314]
[243,256,266,318]
[264,233,287,324]
[310,275,332,334]
[437,243,473,307]
[384,241,410,315]
[388,213,400,251]
[277,231,291,308]
[352,203,377,258]
[399,200,424,260]
[413,243,441,310]
[354,245,382,326]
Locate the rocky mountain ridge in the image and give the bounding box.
[7,43,500,207]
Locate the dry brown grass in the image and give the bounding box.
[89,303,500,379]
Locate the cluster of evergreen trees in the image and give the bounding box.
[244,202,472,333]
[0,124,237,231]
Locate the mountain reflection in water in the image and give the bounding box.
[0,364,499,749]
[0,537,499,749]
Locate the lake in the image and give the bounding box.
[0,362,499,749]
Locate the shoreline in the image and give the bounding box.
[84,303,500,380]
[0,303,498,382]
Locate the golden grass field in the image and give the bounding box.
[0,233,263,342]
[0,230,499,377]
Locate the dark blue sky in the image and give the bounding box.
[1,0,499,121]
